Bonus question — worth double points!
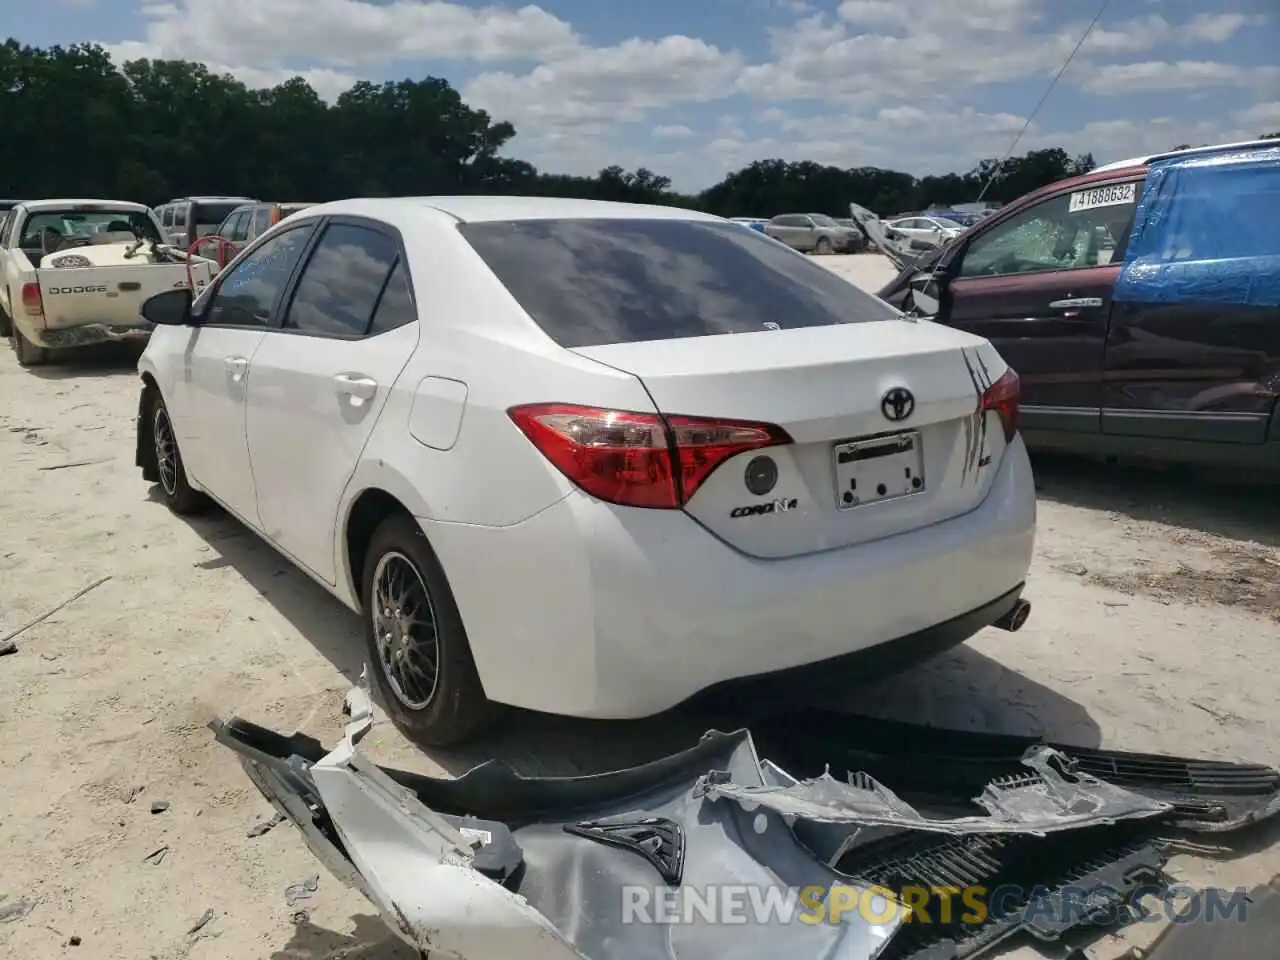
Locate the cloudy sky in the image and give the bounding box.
[33,0,1280,189]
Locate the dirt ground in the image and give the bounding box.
[2,254,1279,960]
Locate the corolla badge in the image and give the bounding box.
[880,387,915,422]
[762,321,781,330]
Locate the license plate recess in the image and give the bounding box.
[834,431,924,509]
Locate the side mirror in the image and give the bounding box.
[141,287,193,326]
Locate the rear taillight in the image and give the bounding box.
[980,368,1019,443]
[508,403,791,509]
[20,282,42,316]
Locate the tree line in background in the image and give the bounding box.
[3,41,1277,219]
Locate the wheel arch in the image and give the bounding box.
[136,373,160,480]
[341,486,418,609]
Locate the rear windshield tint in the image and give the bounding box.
[457,218,900,348]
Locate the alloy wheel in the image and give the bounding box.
[371,551,440,710]
[153,406,178,496]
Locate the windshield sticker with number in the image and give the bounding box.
[1068,182,1137,213]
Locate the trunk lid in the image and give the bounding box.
[574,321,1011,559]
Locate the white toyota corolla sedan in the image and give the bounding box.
[134,196,1035,745]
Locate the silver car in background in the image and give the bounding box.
[764,213,862,254]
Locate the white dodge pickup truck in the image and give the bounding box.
[0,199,219,366]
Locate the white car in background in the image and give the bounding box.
[884,215,967,247]
[133,198,1035,745]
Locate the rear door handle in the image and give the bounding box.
[1048,297,1104,309]
[224,356,249,383]
[334,373,378,404]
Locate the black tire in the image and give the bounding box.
[0,303,11,338]
[360,514,500,746]
[148,391,210,515]
[12,325,47,367]
[815,236,833,255]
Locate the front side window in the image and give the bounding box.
[957,182,1142,278]
[458,217,901,348]
[282,223,399,336]
[205,225,314,327]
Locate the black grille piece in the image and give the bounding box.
[755,710,1280,831]
[842,823,1169,960]
[563,817,686,885]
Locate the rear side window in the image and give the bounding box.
[457,218,900,348]
[283,223,399,336]
[252,206,271,237]
[368,261,417,336]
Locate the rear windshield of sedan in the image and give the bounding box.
[456,218,901,348]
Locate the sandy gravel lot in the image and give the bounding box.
[2,254,1278,960]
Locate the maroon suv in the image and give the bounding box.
[878,140,1280,473]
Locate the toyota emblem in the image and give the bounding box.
[880,387,915,422]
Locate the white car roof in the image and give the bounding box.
[287,196,725,225]
[20,199,150,213]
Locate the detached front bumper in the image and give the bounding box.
[211,680,1280,960]
[36,320,153,349]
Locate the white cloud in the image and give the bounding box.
[737,7,1258,105]
[103,39,363,101]
[460,36,742,136]
[653,124,695,139]
[1236,101,1280,131]
[121,0,578,67]
[836,0,1047,32]
[1076,60,1280,95]
[1182,12,1254,43]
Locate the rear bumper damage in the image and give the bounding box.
[212,680,1280,960]
[422,436,1035,719]
[36,320,153,349]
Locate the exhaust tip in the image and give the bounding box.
[994,598,1031,632]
